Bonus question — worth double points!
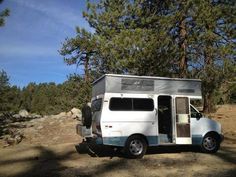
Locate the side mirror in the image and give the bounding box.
[196,113,202,119]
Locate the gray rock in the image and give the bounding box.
[30,113,41,119]
[19,109,29,117]
[13,114,21,119]
[5,134,23,145]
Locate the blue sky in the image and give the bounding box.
[0,0,92,87]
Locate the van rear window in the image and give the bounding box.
[91,98,102,112]
[133,98,154,111]
[109,98,154,111]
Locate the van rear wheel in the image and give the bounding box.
[125,135,147,159]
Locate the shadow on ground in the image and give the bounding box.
[0,142,235,177]
[0,146,75,177]
[75,140,201,158]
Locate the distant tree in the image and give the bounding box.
[0,70,21,113]
[0,69,9,87]
[0,70,10,112]
[20,83,36,112]
[62,74,91,109]
[0,0,10,27]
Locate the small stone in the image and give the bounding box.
[52,137,59,141]
[13,114,21,119]
[49,121,54,125]
[37,126,44,130]
[30,113,41,119]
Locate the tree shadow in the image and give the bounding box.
[1,143,234,177]
[0,146,75,177]
[213,145,236,164]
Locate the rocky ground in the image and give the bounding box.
[0,105,235,177]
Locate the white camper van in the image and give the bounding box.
[77,74,224,158]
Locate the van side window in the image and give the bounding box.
[109,98,132,111]
[91,98,102,112]
[109,98,154,111]
[133,98,154,111]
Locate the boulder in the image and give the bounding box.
[66,111,72,117]
[70,108,81,119]
[54,112,66,119]
[58,112,67,117]
[4,129,24,146]
[13,114,21,119]
[5,134,23,145]
[19,110,29,117]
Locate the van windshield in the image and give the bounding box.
[190,105,199,118]
[91,98,102,112]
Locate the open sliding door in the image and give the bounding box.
[175,97,192,144]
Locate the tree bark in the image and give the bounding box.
[203,49,215,113]
[203,92,215,113]
[179,18,187,78]
[84,56,89,83]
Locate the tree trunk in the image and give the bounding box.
[203,49,215,113]
[179,18,187,78]
[84,56,89,83]
[203,92,216,113]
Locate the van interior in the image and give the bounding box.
[158,96,172,143]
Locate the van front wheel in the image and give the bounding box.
[125,135,147,159]
[201,133,220,153]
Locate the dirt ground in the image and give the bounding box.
[0,105,235,177]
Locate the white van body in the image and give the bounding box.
[77,74,223,157]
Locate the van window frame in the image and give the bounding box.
[109,97,154,111]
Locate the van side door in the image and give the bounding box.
[175,97,192,144]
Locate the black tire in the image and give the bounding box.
[82,105,92,128]
[201,133,220,153]
[125,135,147,159]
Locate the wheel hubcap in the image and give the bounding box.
[129,139,143,155]
[203,136,216,151]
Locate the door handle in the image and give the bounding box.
[155,108,158,115]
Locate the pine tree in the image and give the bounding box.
[188,0,236,112]
[0,0,10,27]
[60,0,235,112]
